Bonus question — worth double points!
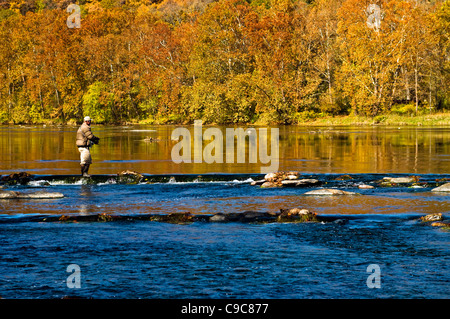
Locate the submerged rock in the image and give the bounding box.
[240,211,278,222]
[0,189,64,199]
[332,218,348,225]
[215,211,278,223]
[207,210,319,223]
[0,190,19,199]
[418,214,449,230]
[38,209,352,225]
[304,189,358,196]
[17,190,64,199]
[431,221,450,228]
[206,209,320,223]
[431,182,450,192]
[150,212,195,223]
[209,208,319,223]
[53,213,118,223]
[97,213,114,222]
[0,172,33,185]
[277,208,319,223]
[379,176,420,187]
[334,175,353,181]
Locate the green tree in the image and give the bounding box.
[82,81,113,123]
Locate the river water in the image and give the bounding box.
[0,125,449,299]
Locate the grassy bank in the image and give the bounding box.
[299,112,450,126]
[3,112,450,127]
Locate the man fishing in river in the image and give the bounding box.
[76,116,100,177]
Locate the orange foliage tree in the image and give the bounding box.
[0,0,447,124]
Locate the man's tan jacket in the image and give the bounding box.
[76,122,95,147]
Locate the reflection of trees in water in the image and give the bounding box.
[280,127,450,174]
[1,126,449,174]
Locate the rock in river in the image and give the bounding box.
[419,213,443,222]
[382,177,416,184]
[0,172,33,185]
[0,190,64,199]
[207,209,318,223]
[260,181,278,188]
[358,184,374,189]
[117,170,144,184]
[264,172,278,181]
[281,179,320,187]
[279,208,311,215]
[277,208,319,223]
[253,171,319,188]
[431,221,450,228]
[431,182,450,192]
[250,180,266,186]
[0,190,18,199]
[304,189,358,196]
[209,213,227,222]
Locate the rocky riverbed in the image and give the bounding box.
[1,170,450,199]
[3,210,446,231]
[1,171,449,230]
[2,170,450,190]
[249,171,450,193]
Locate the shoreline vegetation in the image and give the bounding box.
[2,112,450,127]
[297,112,450,126]
[0,0,448,126]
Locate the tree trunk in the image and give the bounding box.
[7,63,13,121]
[428,70,432,113]
[414,67,418,114]
[404,67,410,102]
[325,23,333,105]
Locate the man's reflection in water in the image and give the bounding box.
[78,185,98,215]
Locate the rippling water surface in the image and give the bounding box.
[0,125,449,299]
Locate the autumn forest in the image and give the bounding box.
[0,0,448,125]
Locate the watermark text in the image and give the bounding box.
[171,120,279,174]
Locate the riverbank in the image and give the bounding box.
[3,112,450,127]
[297,112,450,126]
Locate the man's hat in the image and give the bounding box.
[84,116,91,122]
